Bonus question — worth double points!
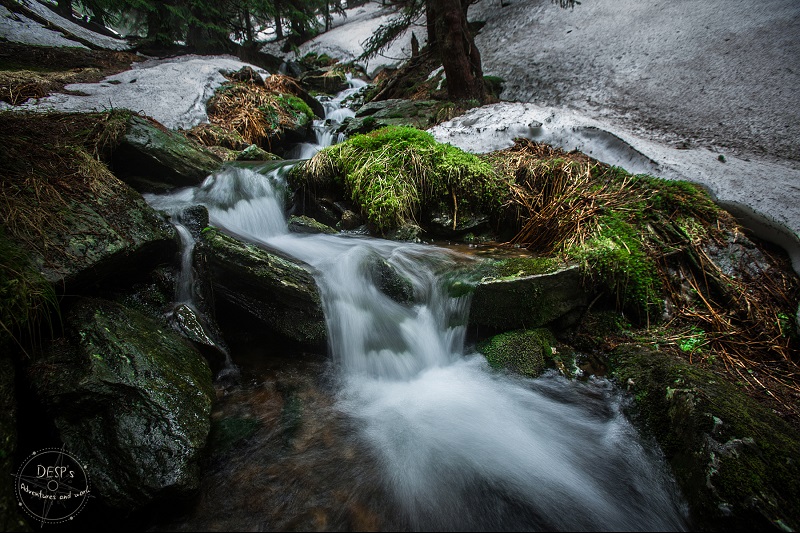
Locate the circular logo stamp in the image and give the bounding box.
[13,448,90,524]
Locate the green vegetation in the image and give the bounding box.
[291,126,509,233]
[277,94,314,122]
[477,328,555,378]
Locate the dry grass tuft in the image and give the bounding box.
[206,82,294,148]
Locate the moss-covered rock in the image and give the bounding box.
[470,264,590,332]
[477,328,555,378]
[290,126,508,235]
[236,144,280,161]
[200,227,326,345]
[363,253,414,304]
[299,69,348,94]
[287,215,338,235]
[609,344,800,531]
[337,99,454,137]
[28,298,214,510]
[112,115,223,188]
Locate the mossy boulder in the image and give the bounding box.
[299,69,348,94]
[33,163,176,292]
[28,298,214,510]
[200,227,326,345]
[364,253,414,304]
[287,215,338,235]
[236,144,280,161]
[470,264,590,332]
[337,99,452,137]
[477,328,555,378]
[609,344,800,531]
[112,115,223,188]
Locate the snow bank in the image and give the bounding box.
[8,55,269,131]
[430,103,800,272]
[19,0,130,50]
[264,1,426,77]
[0,4,87,48]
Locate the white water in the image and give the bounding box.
[142,83,689,529]
[291,75,367,160]
[147,163,688,531]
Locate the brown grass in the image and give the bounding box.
[206,82,294,148]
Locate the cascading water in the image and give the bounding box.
[147,161,689,531]
[291,75,367,159]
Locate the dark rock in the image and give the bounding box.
[177,205,210,239]
[477,328,554,378]
[287,215,338,235]
[226,66,264,85]
[338,209,363,230]
[169,303,230,376]
[385,223,423,242]
[31,168,176,292]
[425,210,491,240]
[113,115,223,188]
[610,344,800,531]
[337,99,452,137]
[236,144,280,161]
[364,254,414,304]
[29,298,214,510]
[0,355,27,531]
[470,264,590,331]
[201,228,326,345]
[703,231,770,280]
[299,69,349,94]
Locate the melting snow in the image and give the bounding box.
[0,4,87,48]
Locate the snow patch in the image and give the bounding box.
[430,103,800,272]
[265,1,426,77]
[8,55,269,131]
[16,0,131,50]
[0,4,87,48]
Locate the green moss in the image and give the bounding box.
[477,328,555,378]
[609,344,800,530]
[291,126,508,233]
[277,94,314,122]
[575,211,662,318]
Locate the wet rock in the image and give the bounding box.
[201,228,326,345]
[337,99,452,137]
[610,344,800,531]
[425,210,491,240]
[299,69,348,94]
[470,264,590,331]
[225,66,264,85]
[177,205,210,239]
[338,210,363,231]
[236,144,280,161]
[29,298,214,510]
[385,223,423,242]
[288,215,338,235]
[477,329,554,378]
[113,115,223,188]
[30,167,176,292]
[364,254,414,304]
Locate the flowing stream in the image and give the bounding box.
[145,85,689,531]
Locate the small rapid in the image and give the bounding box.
[147,162,688,531]
[144,82,689,530]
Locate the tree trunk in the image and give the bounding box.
[275,13,283,39]
[434,0,485,102]
[244,7,254,43]
[425,0,438,50]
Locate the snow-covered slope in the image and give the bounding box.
[1,0,130,50]
[6,55,269,130]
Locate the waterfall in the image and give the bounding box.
[291,75,366,159]
[144,83,689,530]
[147,162,689,531]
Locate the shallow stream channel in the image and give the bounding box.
[142,81,690,531]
